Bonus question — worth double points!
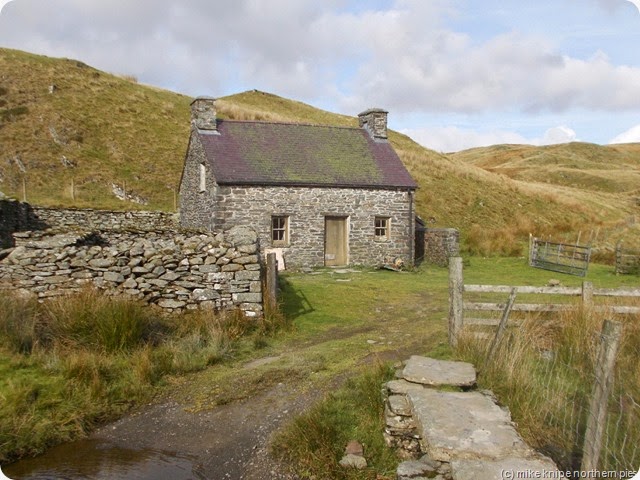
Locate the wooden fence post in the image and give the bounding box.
[265,253,278,312]
[448,256,464,348]
[581,319,623,472]
[485,288,517,363]
[582,281,593,308]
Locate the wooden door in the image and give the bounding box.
[324,217,348,266]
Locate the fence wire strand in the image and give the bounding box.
[462,312,639,472]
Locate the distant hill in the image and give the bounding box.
[1,47,638,255]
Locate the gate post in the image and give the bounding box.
[581,320,622,472]
[582,281,593,308]
[448,256,464,348]
[265,253,278,312]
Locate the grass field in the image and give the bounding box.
[263,258,639,478]
[1,257,637,475]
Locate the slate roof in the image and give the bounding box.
[196,120,417,189]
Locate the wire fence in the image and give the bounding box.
[450,260,640,473]
[527,336,640,472]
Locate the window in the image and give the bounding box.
[199,163,206,192]
[374,217,390,241]
[271,216,289,245]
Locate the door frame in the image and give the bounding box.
[324,215,349,266]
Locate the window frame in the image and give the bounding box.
[199,163,207,193]
[271,215,290,246]
[374,216,391,241]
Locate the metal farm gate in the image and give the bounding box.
[529,235,592,277]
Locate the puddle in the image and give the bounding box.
[3,439,205,480]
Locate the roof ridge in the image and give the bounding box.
[218,118,360,131]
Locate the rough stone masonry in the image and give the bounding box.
[385,356,562,480]
[0,226,263,316]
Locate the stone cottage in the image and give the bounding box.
[179,97,417,268]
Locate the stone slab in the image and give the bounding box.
[406,389,531,462]
[397,459,438,479]
[388,394,413,416]
[402,356,476,387]
[385,405,416,430]
[386,379,426,395]
[451,456,560,480]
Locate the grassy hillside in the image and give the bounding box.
[450,143,640,252]
[0,48,193,210]
[1,47,639,253]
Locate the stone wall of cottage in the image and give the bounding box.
[0,226,262,316]
[201,185,414,268]
[179,132,215,231]
[423,228,460,267]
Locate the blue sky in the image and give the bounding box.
[1,0,639,152]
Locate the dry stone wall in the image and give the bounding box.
[1,199,178,246]
[424,228,459,267]
[0,199,46,248]
[31,207,178,232]
[0,226,263,316]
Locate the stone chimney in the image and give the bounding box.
[190,96,217,132]
[358,108,388,139]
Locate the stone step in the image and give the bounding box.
[406,389,531,462]
[401,355,476,387]
[451,456,561,480]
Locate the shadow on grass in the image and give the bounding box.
[279,276,314,320]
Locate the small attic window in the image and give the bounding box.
[199,163,206,192]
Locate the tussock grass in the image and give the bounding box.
[40,289,157,353]
[455,306,640,470]
[0,288,282,463]
[272,363,398,480]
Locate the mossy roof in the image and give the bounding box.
[197,120,417,189]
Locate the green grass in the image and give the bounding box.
[455,306,640,471]
[0,289,283,463]
[271,363,398,480]
[265,258,638,478]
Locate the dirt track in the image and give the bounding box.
[93,375,311,479]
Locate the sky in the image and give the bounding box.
[0,0,639,152]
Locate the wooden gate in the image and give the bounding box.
[529,236,591,277]
[324,216,348,266]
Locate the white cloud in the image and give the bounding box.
[4,0,640,114]
[402,126,529,152]
[403,124,578,152]
[624,0,640,14]
[0,0,639,147]
[0,0,13,13]
[609,124,640,144]
[540,126,577,144]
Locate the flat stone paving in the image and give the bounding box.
[402,355,476,387]
[393,356,561,480]
[406,388,531,462]
[451,456,562,480]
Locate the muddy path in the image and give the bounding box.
[7,271,447,480]
[93,373,315,479]
[90,345,417,479]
